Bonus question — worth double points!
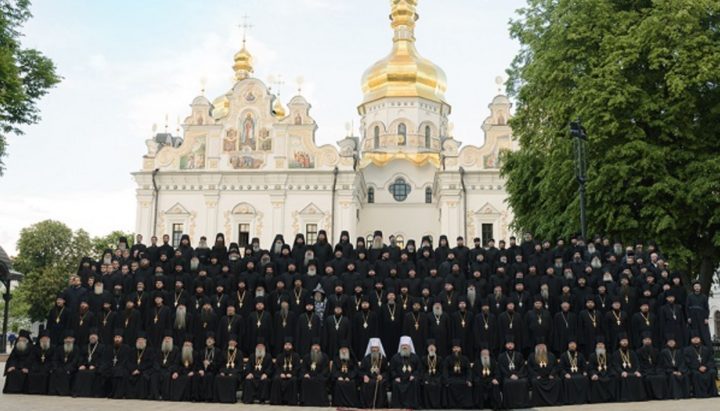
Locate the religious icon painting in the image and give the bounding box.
[179,136,206,170]
[239,112,257,149]
[223,128,238,152]
[229,148,265,170]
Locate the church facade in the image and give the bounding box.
[132,0,517,249]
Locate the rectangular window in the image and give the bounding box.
[306,224,318,245]
[238,224,250,248]
[172,224,184,247]
[482,224,494,247]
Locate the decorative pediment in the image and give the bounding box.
[476,202,500,216]
[299,203,323,216]
[166,203,190,215]
[232,202,256,215]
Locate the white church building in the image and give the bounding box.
[132,0,517,250]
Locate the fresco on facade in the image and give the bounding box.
[240,112,256,149]
[223,128,238,152]
[258,128,272,151]
[229,148,264,169]
[180,136,206,170]
[289,150,315,169]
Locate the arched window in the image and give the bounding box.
[715,311,720,339]
[395,235,405,249]
[373,126,380,148]
[368,187,375,204]
[389,178,411,202]
[398,123,407,145]
[425,125,431,148]
[425,187,432,203]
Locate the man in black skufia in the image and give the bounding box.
[197,332,221,402]
[331,341,360,407]
[359,338,389,408]
[473,299,499,357]
[269,337,300,405]
[299,338,330,406]
[684,330,718,398]
[242,337,273,404]
[245,297,273,354]
[126,331,154,399]
[26,330,54,394]
[72,299,94,350]
[660,335,689,399]
[169,335,199,401]
[473,344,502,410]
[296,302,322,358]
[402,299,428,356]
[150,330,178,400]
[389,336,422,409]
[612,332,646,402]
[587,336,615,403]
[497,335,530,409]
[420,339,444,409]
[636,331,667,399]
[3,329,32,394]
[214,333,243,403]
[686,281,713,349]
[147,293,172,349]
[527,338,562,406]
[101,328,131,399]
[658,293,687,350]
[48,331,80,396]
[323,304,352,359]
[217,304,243,354]
[442,339,474,409]
[578,297,605,359]
[72,328,103,397]
[428,301,451,358]
[272,298,296,357]
[558,336,588,405]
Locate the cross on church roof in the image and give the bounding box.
[239,13,253,43]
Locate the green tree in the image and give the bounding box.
[0,0,61,175]
[91,230,134,260]
[15,266,67,323]
[503,0,720,291]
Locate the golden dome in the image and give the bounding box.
[233,38,253,81]
[360,0,448,107]
[272,97,286,118]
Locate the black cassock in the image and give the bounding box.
[323,314,352,358]
[442,354,474,409]
[389,353,422,409]
[604,309,629,351]
[119,309,142,346]
[380,303,403,354]
[525,308,552,351]
[658,303,687,349]
[686,292,713,348]
[450,309,474,356]
[269,352,300,405]
[198,346,221,402]
[630,311,658,349]
[421,354,444,409]
[146,305,172,348]
[612,348,646,402]
[578,309,605,358]
[272,311,296,357]
[126,346,155,399]
[427,312,451,357]
[660,347,689,399]
[72,311,95,349]
[497,311,527,354]
[2,345,31,394]
[473,311,499,356]
[47,346,80,396]
[355,309,380,360]
[214,348,244,403]
[169,350,199,401]
[217,314,243,351]
[299,352,330,406]
[295,311,322,358]
[96,310,118,345]
[636,345,667,399]
[497,349,530,409]
[242,354,273,403]
[245,310,273,353]
[402,310,428,355]
[552,310,577,355]
[684,343,718,398]
[100,344,132,399]
[72,342,104,397]
[27,345,55,394]
[472,356,502,410]
[331,355,360,407]
[47,306,71,346]
[359,353,389,408]
[150,346,179,400]
[587,352,615,403]
[527,352,562,406]
[193,311,218,349]
[558,350,588,404]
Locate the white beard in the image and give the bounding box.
[255,348,265,358]
[181,346,194,363]
[433,307,443,316]
[162,340,173,353]
[400,348,411,357]
[307,269,317,276]
[40,340,50,350]
[591,260,602,269]
[339,351,350,361]
[372,239,384,249]
[274,243,283,254]
[175,309,186,329]
[136,341,147,350]
[190,260,199,270]
[304,254,314,266]
[94,285,104,295]
[64,342,74,354]
[103,257,112,265]
[197,240,208,249]
[481,356,490,368]
[596,348,606,356]
[15,340,28,352]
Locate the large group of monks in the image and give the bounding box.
[2,230,718,407]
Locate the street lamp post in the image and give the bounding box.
[0,264,9,354]
[569,119,588,241]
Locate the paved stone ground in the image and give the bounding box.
[1,362,719,411]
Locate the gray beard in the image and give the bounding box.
[433,307,442,316]
[162,341,173,353]
[400,348,411,357]
[281,307,289,317]
[197,241,208,249]
[40,340,50,351]
[175,310,186,329]
[307,269,317,276]
[103,257,112,265]
[372,239,383,249]
[94,286,103,295]
[64,342,74,354]
[136,341,146,350]
[274,244,283,254]
[370,351,380,362]
[555,262,563,269]
[255,348,265,358]
[181,346,194,363]
[190,260,199,270]
[339,352,350,361]
[614,246,623,254]
[428,350,436,358]
[311,350,322,364]
[481,356,491,367]
[15,340,28,352]
[591,260,602,269]
[304,255,314,266]
[596,348,606,357]
[541,290,549,298]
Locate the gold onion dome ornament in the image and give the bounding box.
[273,97,286,118]
[360,0,448,106]
[233,38,254,82]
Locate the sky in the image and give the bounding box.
[0,0,527,256]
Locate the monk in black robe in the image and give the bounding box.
[26,330,54,394]
[272,299,296,357]
[389,336,422,408]
[497,302,527,355]
[472,346,502,410]
[96,299,117,345]
[684,331,718,398]
[450,298,474,356]
[72,329,104,397]
[527,339,562,406]
[587,337,615,403]
[473,301,499,357]
[359,338,389,408]
[295,303,322,358]
[331,342,360,407]
[660,336,689,399]
[214,335,243,403]
[636,332,667,399]
[100,329,131,399]
[299,338,330,406]
[686,282,712,349]
[146,293,172,348]
[354,298,379,359]
[612,332,646,402]
[497,335,530,409]
[578,298,605,358]
[48,331,80,396]
[126,331,154,399]
[420,339,444,409]
[402,300,428,355]
[193,303,218,349]
[552,301,577,356]
[119,301,142,348]
[47,294,70,347]
[379,290,403,353]
[658,294,687,350]
[169,335,199,401]
[269,337,300,405]
[605,297,630,351]
[197,332,221,402]
[323,305,352,358]
[217,305,242,349]
[525,297,552,353]
[558,337,588,404]
[427,302,451,357]
[3,329,32,394]
[150,331,178,400]
[72,300,95,350]
[630,302,657,349]
[442,339,474,409]
[242,338,273,404]
[245,298,273,354]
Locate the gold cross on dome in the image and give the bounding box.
[239,14,254,43]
